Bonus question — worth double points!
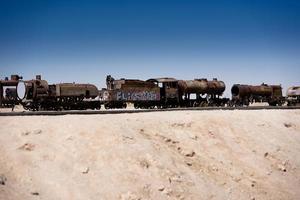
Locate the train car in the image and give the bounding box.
[287,86,300,106]
[22,75,100,111]
[177,78,228,107]
[101,75,161,109]
[230,83,284,106]
[0,75,23,107]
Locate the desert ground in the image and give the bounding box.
[0,110,300,200]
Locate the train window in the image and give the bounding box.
[190,94,197,100]
[166,83,170,89]
[85,90,90,97]
[3,86,17,100]
[158,83,163,88]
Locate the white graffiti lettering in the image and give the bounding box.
[116,91,160,101]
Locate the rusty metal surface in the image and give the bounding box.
[56,83,98,98]
[178,78,225,95]
[231,84,274,97]
[103,77,160,102]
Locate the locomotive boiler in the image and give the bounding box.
[177,78,228,107]
[230,83,284,106]
[22,75,100,110]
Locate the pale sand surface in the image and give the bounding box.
[0,110,300,200]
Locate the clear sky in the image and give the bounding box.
[0,0,299,97]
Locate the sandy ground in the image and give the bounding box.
[0,110,300,200]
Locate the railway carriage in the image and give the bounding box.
[230,83,284,106]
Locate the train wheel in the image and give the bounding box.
[199,101,208,107]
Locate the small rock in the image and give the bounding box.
[0,174,7,185]
[185,151,195,157]
[282,160,289,166]
[82,167,89,174]
[22,131,30,136]
[172,175,182,183]
[264,152,269,157]
[122,135,134,140]
[277,164,287,172]
[251,197,255,200]
[31,192,39,195]
[165,138,172,143]
[284,123,293,128]
[211,166,219,171]
[140,160,150,169]
[190,135,198,140]
[158,186,165,191]
[186,162,193,166]
[33,129,42,134]
[19,143,35,151]
[162,188,172,196]
[251,181,256,187]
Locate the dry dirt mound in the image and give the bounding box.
[0,110,300,200]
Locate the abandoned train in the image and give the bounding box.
[100,76,229,109]
[0,74,299,110]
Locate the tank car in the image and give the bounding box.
[0,75,23,107]
[100,75,161,109]
[286,86,300,106]
[21,75,100,111]
[230,83,284,106]
[177,78,228,107]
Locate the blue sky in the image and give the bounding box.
[0,0,299,96]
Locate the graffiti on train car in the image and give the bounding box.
[116,91,160,101]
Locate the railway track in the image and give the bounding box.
[0,106,300,116]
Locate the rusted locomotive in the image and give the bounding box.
[230,83,284,106]
[21,75,100,111]
[0,75,23,107]
[286,86,300,106]
[100,75,228,109]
